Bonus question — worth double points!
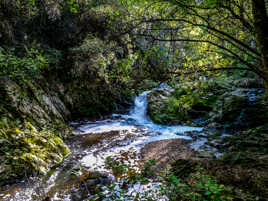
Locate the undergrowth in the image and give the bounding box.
[83,157,261,201]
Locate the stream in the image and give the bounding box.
[1,87,214,201]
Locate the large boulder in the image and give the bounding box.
[209,88,268,129]
[209,89,249,124]
[147,82,268,129]
[147,86,218,125]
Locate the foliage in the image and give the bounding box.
[148,81,220,125]
[65,33,137,117]
[0,50,44,79]
[86,157,242,201]
[0,122,70,182]
[0,45,62,82]
[115,0,266,85]
[162,171,232,201]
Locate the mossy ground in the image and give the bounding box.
[0,122,70,183]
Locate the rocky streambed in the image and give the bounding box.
[1,85,268,200]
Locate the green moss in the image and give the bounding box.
[147,84,219,125]
[0,122,70,182]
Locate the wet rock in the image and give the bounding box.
[206,122,222,129]
[209,88,268,129]
[141,139,194,172]
[146,80,268,130]
[39,167,110,201]
[81,131,120,147]
[210,89,249,124]
[146,83,218,126]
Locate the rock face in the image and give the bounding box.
[147,89,176,125]
[0,76,71,125]
[209,88,268,129]
[0,27,135,183]
[147,82,268,129]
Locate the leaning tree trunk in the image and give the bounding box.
[252,0,268,95]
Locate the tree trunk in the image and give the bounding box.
[252,0,268,94]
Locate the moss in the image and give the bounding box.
[148,79,268,129]
[0,122,70,182]
[147,85,218,125]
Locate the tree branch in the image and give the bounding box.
[142,18,260,56]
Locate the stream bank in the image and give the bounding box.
[147,78,267,130]
[0,20,136,183]
[1,85,267,200]
[146,80,268,199]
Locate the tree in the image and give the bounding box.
[252,0,268,93]
[116,0,268,93]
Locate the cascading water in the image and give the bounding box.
[79,89,202,140]
[124,89,203,141]
[125,90,151,125]
[0,87,204,201]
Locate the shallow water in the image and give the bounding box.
[0,88,205,201]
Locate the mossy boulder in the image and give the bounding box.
[209,89,249,124]
[147,80,268,129]
[209,88,268,129]
[0,122,70,183]
[147,86,218,125]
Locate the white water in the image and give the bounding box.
[1,87,204,201]
[78,88,204,201]
[78,90,202,142]
[79,89,204,169]
[79,89,204,170]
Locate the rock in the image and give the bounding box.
[81,131,120,147]
[146,85,218,126]
[146,80,268,130]
[208,88,268,129]
[0,122,70,182]
[206,122,222,129]
[207,163,268,198]
[213,89,249,123]
[233,78,264,88]
[197,151,215,159]
[258,155,268,161]
[141,139,194,172]
[0,77,71,125]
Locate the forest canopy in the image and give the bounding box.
[1,0,268,89]
[110,0,268,92]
